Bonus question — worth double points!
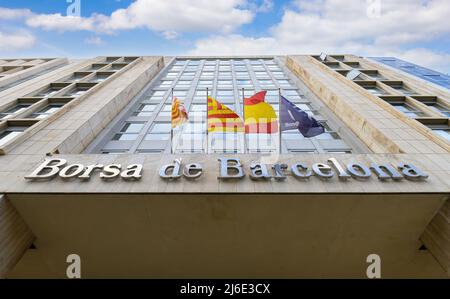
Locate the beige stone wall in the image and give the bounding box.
[0,195,34,278]
[0,58,67,90]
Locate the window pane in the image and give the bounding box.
[150,123,171,133]
[120,122,145,133]
[0,130,23,146]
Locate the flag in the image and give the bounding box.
[244,91,278,133]
[280,96,325,137]
[208,97,244,133]
[171,97,188,129]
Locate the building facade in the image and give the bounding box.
[0,55,448,278]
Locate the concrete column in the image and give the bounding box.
[0,194,34,278]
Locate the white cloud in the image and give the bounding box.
[23,0,254,37]
[190,0,450,73]
[26,14,95,32]
[85,36,104,46]
[0,7,32,20]
[162,31,179,40]
[0,30,36,51]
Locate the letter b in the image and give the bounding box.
[218,158,245,179]
[25,159,67,180]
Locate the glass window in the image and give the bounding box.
[391,103,425,118]
[144,133,170,141]
[183,122,205,133]
[424,102,450,117]
[175,80,191,88]
[166,72,178,78]
[271,71,285,78]
[173,90,188,98]
[218,72,232,78]
[160,80,173,87]
[201,72,214,78]
[235,71,250,78]
[217,90,234,96]
[67,88,89,97]
[386,83,417,96]
[174,60,186,66]
[188,60,201,66]
[364,86,387,96]
[277,79,293,87]
[158,104,172,117]
[211,133,241,153]
[150,122,171,133]
[254,71,269,77]
[218,80,233,88]
[30,104,64,119]
[122,122,144,133]
[434,128,450,141]
[133,104,157,117]
[0,129,24,147]
[112,122,145,141]
[203,66,215,71]
[35,87,62,97]
[0,104,32,119]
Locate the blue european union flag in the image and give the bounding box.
[280,96,325,137]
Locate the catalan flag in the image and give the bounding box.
[207,97,244,133]
[171,97,188,129]
[244,91,278,133]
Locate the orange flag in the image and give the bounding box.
[172,97,188,128]
[244,91,278,133]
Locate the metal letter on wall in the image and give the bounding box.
[250,162,272,181]
[183,163,203,180]
[159,159,182,180]
[218,158,245,180]
[397,163,429,181]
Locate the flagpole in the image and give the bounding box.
[242,88,245,154]
[171,87,174,155]
[206,87,209,155]
[278,88,282,155]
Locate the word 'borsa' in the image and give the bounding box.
[25,159,142,180]
[159,158,429,181]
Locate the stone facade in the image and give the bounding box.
[0,55,448,278]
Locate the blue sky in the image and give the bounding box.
[0,0,449,74]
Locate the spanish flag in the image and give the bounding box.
[208,97,244,133]
[244,91,278,133]
[172,97,188,129]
